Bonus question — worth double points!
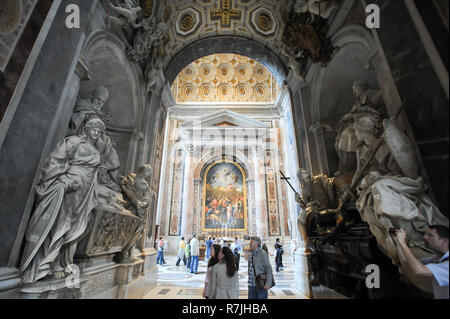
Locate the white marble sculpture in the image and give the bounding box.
[293,0,339,20]
[70,87,121,193]
[281,46,306,81]
[335,81,385,176]
[20,118,108,283]
[351,110,449,264]
[127,16,168,63]
[105,0,143,29]
[119,165,152,262]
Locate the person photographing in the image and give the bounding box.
[391,225,449,299]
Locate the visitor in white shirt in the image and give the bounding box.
[392,225,449,299]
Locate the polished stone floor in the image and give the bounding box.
[144,253,309,299]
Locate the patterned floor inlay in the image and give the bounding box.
[283,290,294,296]
[158,289,170,295]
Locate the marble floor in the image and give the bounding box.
[143,253,309,299]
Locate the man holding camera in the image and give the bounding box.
[392,225,449,299]
[247,236,275,299]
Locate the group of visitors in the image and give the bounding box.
[158,228,449,299]
[202,236,275,299]
[175,234,200,274]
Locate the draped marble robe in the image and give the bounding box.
[354,139,449,265]
[20,135,101,283]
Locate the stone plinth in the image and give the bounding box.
[18,251,157,299]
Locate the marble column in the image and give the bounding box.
[180,144,195,237]
[253,145,268,239]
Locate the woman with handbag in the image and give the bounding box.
[208,246,240,299]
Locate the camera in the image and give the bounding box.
[389,228,400,235]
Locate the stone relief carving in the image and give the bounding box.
[89,212,139,255]
[118,165,153,262]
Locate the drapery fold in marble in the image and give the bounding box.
[20,122,103,283]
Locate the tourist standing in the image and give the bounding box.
[190,234,200,274]
[231,237,242,269]
[203,244,221,299]
[208,246,240,299]
[262,239,273,257]
[275,238,284,272]
[248,236,274,299]
[157,237,166,265]
[176,237,186,266]
[185,238,191,270]
[206,237,213,259]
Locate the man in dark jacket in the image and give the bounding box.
[275,238,284,272]
[248,236,275,299]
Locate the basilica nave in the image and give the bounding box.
[0,0,448,300]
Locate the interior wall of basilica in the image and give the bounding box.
[0,0,447,299]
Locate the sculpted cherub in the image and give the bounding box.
[105,0,143,29]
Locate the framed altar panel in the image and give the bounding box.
[202,161,247,232]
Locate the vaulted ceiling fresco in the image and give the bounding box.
[172,54,279,104]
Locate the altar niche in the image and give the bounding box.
[202,161,248,233]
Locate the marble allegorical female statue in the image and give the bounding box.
[351,110,449,264]
[19,118,107,283]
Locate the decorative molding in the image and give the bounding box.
[181,109,270,129]
[210,0,242,28]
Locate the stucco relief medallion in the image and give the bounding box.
[256,13,272,32]
[175,7,201,37]
[217,63,233,82]
[180,14,195,32]
[249,7,277,37]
